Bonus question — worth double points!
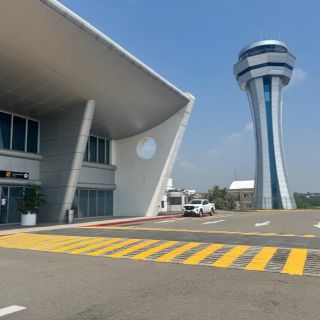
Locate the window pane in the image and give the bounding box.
[97,190,105,216]
[12,116,26,151]
[8,187,23,223]
[98,138,105,164]
[0,112,11,149]
[88,190,97,217]
[71,189,78,219]
[84,141,89,161]
[89,136,97,162]
[0,186,8,224]
[27,120,39,153]
[105,140,110,164]
[79,190,88,218]
[106,191,113,216]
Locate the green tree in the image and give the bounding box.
[207,185,236,210]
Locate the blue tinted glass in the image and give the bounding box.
[0,112,11,149]
[105,140,110,165]
[88,190,97,217]
[8,187,23,223]
[106,191,113,215]
[27,120,39,153]
[98,138,105,164]
[84,141,89,161]
[79,190,88,218]
[263,77,280,208]
[97,190,105,216]
[89,136,97,162]
[12,116,26,151]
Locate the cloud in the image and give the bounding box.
[287,67,307,88]
[208,148,220,156]
[245,121,254,132]
[224,132,242,145]
[179,160,198,171]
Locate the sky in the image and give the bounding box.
[61,0,320,193]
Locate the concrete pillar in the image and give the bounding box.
[39,100,96,222]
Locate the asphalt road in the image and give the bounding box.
[1,247,320,320]
[1,210,320,319]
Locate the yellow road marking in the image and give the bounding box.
[156,242,201,263]
[50,237,105,253]
[68,238,123,255]
[282,248,308,275]
[245,247,278,271]
[90,226,319,239]
[107,240,160,258]
[87,238,141,256]
[183,243,224,265]
[33,237,88,251]
[15,235,68,249]
[0,233,37,246]
[0,233,29,242]
[0,234,56,248]
[212,245,250,268]
[130,241,178,260]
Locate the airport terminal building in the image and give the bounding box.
[0,0,194,224]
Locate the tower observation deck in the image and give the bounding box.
[234,40,296,209]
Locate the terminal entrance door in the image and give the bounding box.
[0,186,23,224]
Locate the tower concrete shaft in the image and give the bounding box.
[234,40,296,209]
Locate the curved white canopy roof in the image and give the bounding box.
[0,0,192,139]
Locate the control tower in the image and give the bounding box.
[234,40,296,209]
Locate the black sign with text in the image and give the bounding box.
[0,171,29,179]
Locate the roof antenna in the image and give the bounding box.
[259,29,262,41]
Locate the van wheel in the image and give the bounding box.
[209,208,214,216]
[199,209,203,217]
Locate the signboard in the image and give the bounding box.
[0,170,29,179]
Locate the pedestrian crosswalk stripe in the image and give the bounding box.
[282,248,308,275]
[33,236,88,251]
[68,238,123,255]
[212,245,250,268]
[87,238,141,256]
[107,240,160,258]
[245,247,278,271]
[183,244,225,265]
[50,237,105,253]
[156,242,201,263]
[0,233,319,277]
[130,241,178,260]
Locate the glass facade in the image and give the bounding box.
[239,44,287,61]
[0,112,11,149]
[0,185,24,224]
[263,77,280,208]
[27,120,39,153]
[0,111,39,153]
[72,189,113,218]
[85,135,110,165]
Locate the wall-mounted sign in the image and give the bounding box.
[0,171,29,179]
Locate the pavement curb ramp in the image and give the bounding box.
[0,214,181,236]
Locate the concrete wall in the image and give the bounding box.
[0,150,41,186]
[78,162,116,190]
[114,94,194,217]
